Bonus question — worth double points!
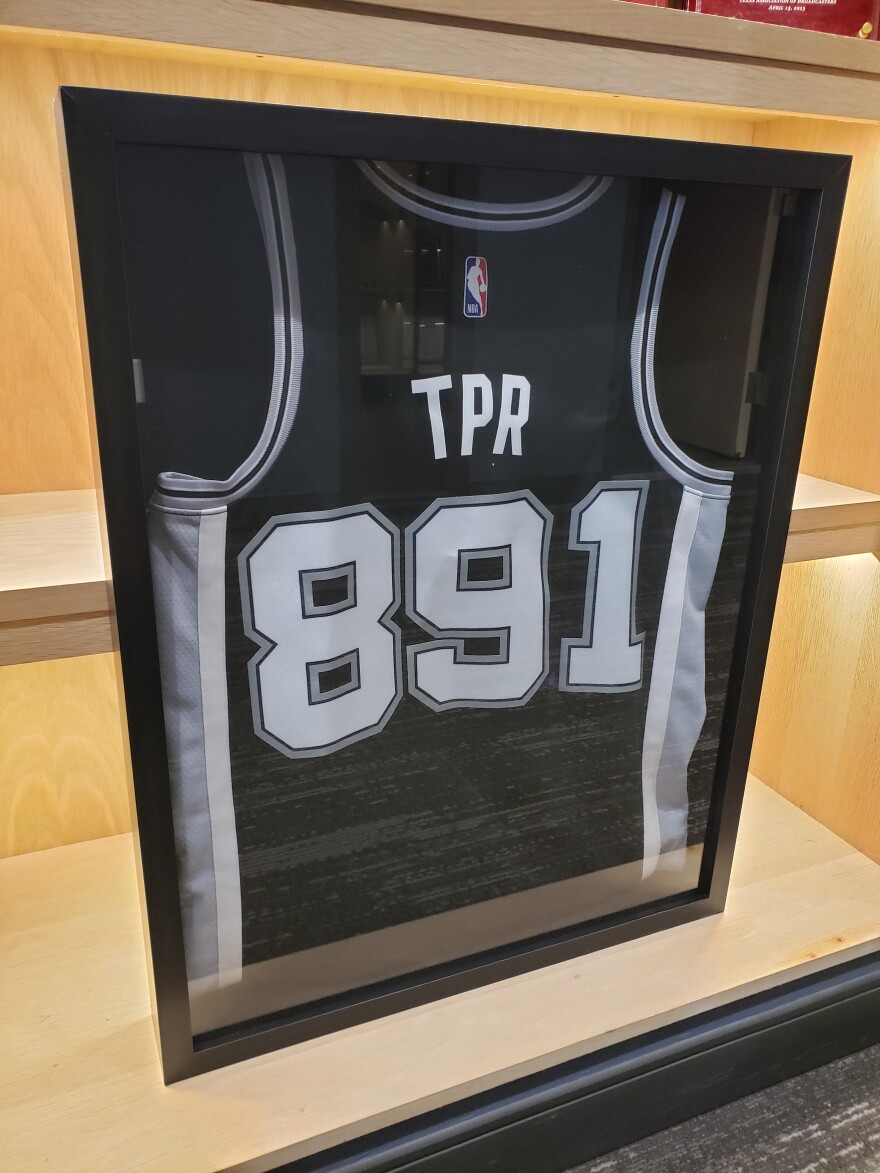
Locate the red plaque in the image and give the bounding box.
[689,0,878,37]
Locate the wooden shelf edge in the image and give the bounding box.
[785,473,880,564]
[3,0,880,121]
[4,0,880,84]
[346,0,880,79]
[0,474,875,666]
[2,777,878,1168]
[0,613,116,667]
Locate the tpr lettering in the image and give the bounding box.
[411,374,530,460]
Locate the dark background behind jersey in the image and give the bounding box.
[116,144,765,969]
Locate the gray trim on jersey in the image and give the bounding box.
[300,561,358,618]
[366,159,606,215]
[631,190,733,499]
[457,545,513,592]
[356,160,613,231]
[641,490,729,876]
[148,506,242,987]
[306,648,363,706]
[634,191,734,876]
[153,153,304,510]
[147,151,299,986]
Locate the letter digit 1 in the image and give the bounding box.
[561,481,648,692]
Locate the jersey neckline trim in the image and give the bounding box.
[356,159,613,231]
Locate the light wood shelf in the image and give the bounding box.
[3,0,880,121]
[786,474,880,562]
[350,0,880,75]
[12,0,880,78]
[0,491,112,667]
[1,776,878,1169]
[0,476,875,668]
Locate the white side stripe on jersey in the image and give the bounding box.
[148,506,243,987]
[636,190,732,876]
[196,510,242,986]
[641,489,729,877]
[149,151,303,986]
[356,160,612,231]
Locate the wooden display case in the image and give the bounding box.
[1,0,879,1167]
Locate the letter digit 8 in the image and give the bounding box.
[240,505,402,757]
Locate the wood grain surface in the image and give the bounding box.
[333,0,880,75]
[3,0,880,121]
[753,119,880,498]
[789,475,880,528]
[0,491,107,620]
[748,116,880,863]
[0,44,95,492]
[752,555,880,864]
[2,779,878,1168]
[786,475,880,564]
[0,654,127,857]
[0,615,114,668]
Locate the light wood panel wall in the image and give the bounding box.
[752,118,880,497]
[0,653,127,857]
[749,117,880,864]
[751,556,880,864]
[5,0,880,120]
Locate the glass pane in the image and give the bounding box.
[114,143,782,1037]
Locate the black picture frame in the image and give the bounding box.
[59,86,849,1082]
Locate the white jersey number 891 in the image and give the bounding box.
[240,483,647,758]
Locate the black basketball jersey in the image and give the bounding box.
[117,144,758,1021]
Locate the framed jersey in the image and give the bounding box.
[60,87,848,1081]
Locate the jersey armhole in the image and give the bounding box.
[151,153,303,513]
[356,159,613,233]
[631,190,733,501]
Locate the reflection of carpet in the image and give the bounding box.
[573,1045,880,1172]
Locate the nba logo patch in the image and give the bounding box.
[463,256,488,319]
